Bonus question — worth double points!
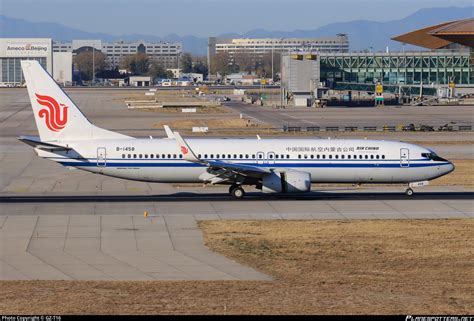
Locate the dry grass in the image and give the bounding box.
[1,219,473,314]
[153,118,267,129]
[140,105,229,114]
[431,159,474,186]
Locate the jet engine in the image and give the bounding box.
[262,171,311,193]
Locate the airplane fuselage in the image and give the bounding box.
[36,137,454,184]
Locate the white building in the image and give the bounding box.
[182,72,203,83]
[0,38,52,85]
[208,35,349,69]
[53,52,73,85]
[53,40,182,69]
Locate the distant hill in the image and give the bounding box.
[1,6,472,55]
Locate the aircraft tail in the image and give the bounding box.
[21,60,130,142]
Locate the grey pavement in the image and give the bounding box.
[0,214,270,281]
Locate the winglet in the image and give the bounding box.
[163,125,175,139]
[173,131,201,163]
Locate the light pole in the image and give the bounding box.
[271,47,274,82]
[92,46,95,84]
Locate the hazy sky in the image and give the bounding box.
[1,0,472,36]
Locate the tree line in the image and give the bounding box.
[73,51,208,81]
[210,51,281,80]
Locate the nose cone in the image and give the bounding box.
[446,161,455,174]
[441,161,455,176]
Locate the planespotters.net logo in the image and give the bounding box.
[406,316,473,321]
[35,93,68,132]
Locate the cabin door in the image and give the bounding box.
[400,148,409,167]
[97,147,107,167]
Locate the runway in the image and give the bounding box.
[1,187,473,218]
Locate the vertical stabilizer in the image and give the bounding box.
[21,60,130,142]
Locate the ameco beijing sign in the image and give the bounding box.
[5,43,49,56]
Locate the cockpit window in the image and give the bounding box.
[422,152,447,162]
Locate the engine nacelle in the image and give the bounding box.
[262,171,311,193]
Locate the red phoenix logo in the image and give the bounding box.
[35,93,68,132]
[180,146,189,155]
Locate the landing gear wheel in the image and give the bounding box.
[405,188,414,196]
[230,186,245,199]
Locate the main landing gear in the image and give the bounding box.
[405,188,414,196]
[229,184,245,199]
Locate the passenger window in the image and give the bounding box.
[341,155,345,159]
[317,155,320,159]
[322,155,326,159]
[335,155,339,159]
[252,154,256,159]
[347,155,351,159]
[145,154,148,159]
[179,154,183,159]
[198,154,202,158]
[210,154,214,159]
[269,154,274,159]
[275,154,279,159]
[382,155,385,159]
[365,155,368,159]
[139,154,142,158]
[310,155,314,159]
[376,155,379,159]
[122,154,125,159]
[245,154,249,159]
[304,154,307,159]
[298,155,302,159]
[359,155,362,159]
[128,154,131,158]
[370,155,374,159]
[287,155,290,159]
[329,155,332,159]
[228,154,232,158]
[239,154,243,159]
[234,154,237,158]
[167,154,171,158]
[162,154,165,158]
[259,154,263,159]
[204,154,208,159]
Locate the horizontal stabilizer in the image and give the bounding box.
[18,136,71,151]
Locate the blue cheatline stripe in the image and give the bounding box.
[58,161,449,168]
[45,156,432,162]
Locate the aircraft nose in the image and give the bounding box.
[444,161,455,174]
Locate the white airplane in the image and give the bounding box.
[19,60,454,198]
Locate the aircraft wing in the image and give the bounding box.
[207,160,270,178]
[18,136,72,151]
[173,131,271,182]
